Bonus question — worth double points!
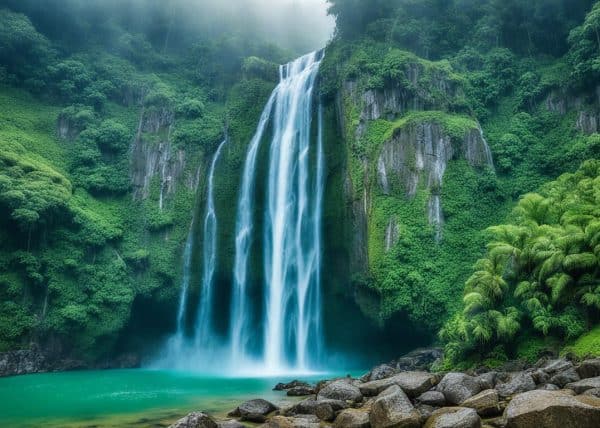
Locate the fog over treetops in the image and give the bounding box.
[1,0,334,54]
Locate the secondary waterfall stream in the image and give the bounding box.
[157,51,325,374]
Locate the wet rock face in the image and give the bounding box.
[0,349,46,377]
[576,110,600,135]
[130,107,191,204]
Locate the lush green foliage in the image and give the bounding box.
[441,161,600,363]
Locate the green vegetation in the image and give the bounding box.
[0,0,287,359]
[324,0,600,361]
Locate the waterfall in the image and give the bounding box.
[155,52,326,375]
[231,51,325,373]
[229,93,278,363]
[194,139,227,347]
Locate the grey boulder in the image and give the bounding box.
[436,373,481,405]
[505,389,600,428]
[333,408,371,428]
[495,372,535,398]
[317,380,362,403]
[169,412,218,428]
[424,407,481,428]
[370,384,421,428]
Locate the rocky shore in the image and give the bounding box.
[0,348,140,377]
[170,349,600,428]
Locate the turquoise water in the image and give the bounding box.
[0,369,338,427]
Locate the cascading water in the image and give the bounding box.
[154,140,226,370]
[155,52,326,375]
[194,139,227,347]
[231,51,325,374]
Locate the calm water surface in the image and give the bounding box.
[0,369,350,427]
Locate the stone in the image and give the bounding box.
[549,367,580,388]
[169,412,218,428]
[495,373,535,398]
[565,376,600,394]
[360,371,438,398]
[505,390,600,428]
[582,388,600,398]
[317,380,362,403]
[394,348,444,372]
[541,359,573,376]
[314,402,336,422]
[370,384,421,428]
[229,399,278,422]
[282,398,347,417]
[577,359,600,379]
[424,407,481,428]
[362,364,398,382]
[274,380,312,391]
[287,386,315,397]
[262,415,320,428]
[461,389,501,417]
[333,408,371,428]
[217,421,245,428]
[416,390,446,406]
[0,349,47,377]
[476,372,497,390]
[530,369,549,385]
[416,404,437,425]
[436,373,481,405]
[541,384,560,391]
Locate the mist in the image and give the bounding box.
[1,0,335,54]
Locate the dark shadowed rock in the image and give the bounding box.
[565,376,600,394]
[495,373,535,398]
[370,384,420,428]
[287,386,315,396]
[361,364,398,382]
[283,398,347,417]
[169,412,218,428]
[315,402,336,422]
[417,390,446,406]
[577,359,600,379]
[229,399,278,422]
[333,408,371,428]
[394,348,443,372]
[416,404,437,425]
[475,372,497,390]
[530,369,549,385]
[505,390,600,428]
[436,373,481,405]
[549,367,580,388]
[318,380,362,403]
[424,407,481,428]
[461,389,501,417]
[261,415,320,428]
[274,380,312,391]
[0,349,47,377]
[360,371,438,398]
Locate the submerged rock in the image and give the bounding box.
[217,421,245,428]
[505,390,600,428]
[274,380,312,391]
[169,412,218,428]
